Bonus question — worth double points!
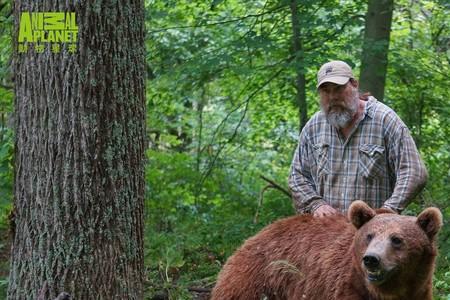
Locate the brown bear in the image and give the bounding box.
[211,201,442,300]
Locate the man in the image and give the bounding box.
[288,60,427,217]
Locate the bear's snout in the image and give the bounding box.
[363,254,380,269]
[362,252,389,284]
[361,240,394,285]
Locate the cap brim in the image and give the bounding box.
[317,76,350,88]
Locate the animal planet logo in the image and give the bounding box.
[18,12,78,54]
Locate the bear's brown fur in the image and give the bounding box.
[211,201,442,300]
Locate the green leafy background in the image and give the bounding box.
[1,0,449,299]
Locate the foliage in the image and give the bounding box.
[0,127,12,226]
[0,2,13,297]
[0,127,12,300]
[387,3,450,297]
[147,0,449,298]
[145,150,293,298]
[0,0,13,112]
[0,0,448,299]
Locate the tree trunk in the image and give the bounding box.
[9,1,146,299]
[290,0,308,132]
[359,0,394,101]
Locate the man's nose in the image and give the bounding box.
[330,95,341,103]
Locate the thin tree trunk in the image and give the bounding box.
[9,1,146,299]
[359,0,394,101]
[196,87,205,173]
[290,0,308,132]
[416,91,424,149]
[194,87,205,206]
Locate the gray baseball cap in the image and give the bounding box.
[317,60,354,88]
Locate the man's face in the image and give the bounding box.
[318,80,359,129]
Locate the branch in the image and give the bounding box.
[198,95,250,188]
[254,184,272,224]
[187,287,211,293]
[260,175,291,198]
[199,84,253,156]
[198,67,285,188]
[148,4,289,34]
[199,54,294,156]
[254,175,292,224]
[303,14,365,52]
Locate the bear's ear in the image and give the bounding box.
[417,207,443,239]
[348,201,376,229]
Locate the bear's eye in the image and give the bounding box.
[366,233,374,243]
[391,236,403,247]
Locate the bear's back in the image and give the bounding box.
[212,203,442,300]
[213,214,357,299]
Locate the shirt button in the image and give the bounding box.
[341,193,344,197]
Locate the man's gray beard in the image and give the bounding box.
[322,90,359,129]
[327,110,353,129]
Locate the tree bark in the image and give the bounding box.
[9,1,146,299]
[359,0,394,101]
[290,0,308,132]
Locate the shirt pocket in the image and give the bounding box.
[313,143,330,176]
[358,144,386,179]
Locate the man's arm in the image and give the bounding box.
[288,133,328,214]
[383,126,428,213]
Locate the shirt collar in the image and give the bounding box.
[364,96,378,119]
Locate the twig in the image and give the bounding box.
[260,175,291,197]
[254,175,292,224]
[188,287,212,293]
[303,14,365,52]
[254,184,272,224]
[198,67,285,188]
[148,4,289,34]
[198,96,250,188]
[199,54,295,157]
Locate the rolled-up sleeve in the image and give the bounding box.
[288,132,327,214]
[383,127,428,212]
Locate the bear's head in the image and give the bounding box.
[348,201,443,294]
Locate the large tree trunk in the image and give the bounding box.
[8,1,146,299]
[290,0,308,132]
[359,0,394,101]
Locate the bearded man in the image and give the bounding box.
[288,60,428,217]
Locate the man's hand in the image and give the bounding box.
[313,204,338,217]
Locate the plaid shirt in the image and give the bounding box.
[288,97,427,214]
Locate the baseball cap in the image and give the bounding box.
[317,60,354,88]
